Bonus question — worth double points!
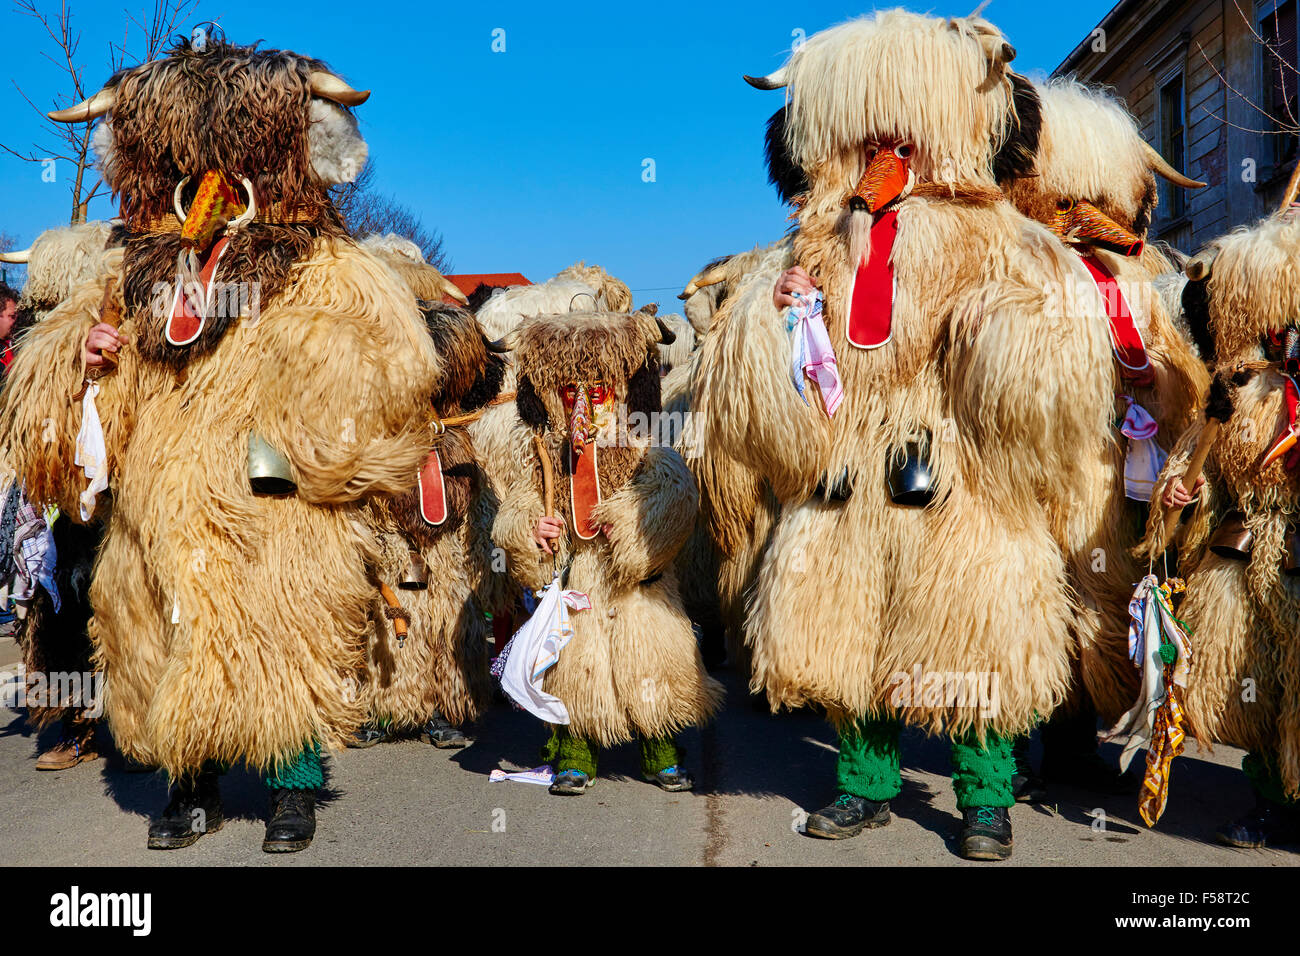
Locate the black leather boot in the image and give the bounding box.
[422,712,471,749]
[147,771,223,850]
[959,806,1013,861]
[1215,795,1300,849]
[263,788,317,853]
[805,793,891,839]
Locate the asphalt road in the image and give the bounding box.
[1,669,1296,867]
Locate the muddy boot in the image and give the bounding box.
[147,771,223,850]
[422,712,471,749]
[805,794,892,839]
[36,717,100,771]
[958,806,1013,861]
[263,789,317,853]
[1215,795,1300,849]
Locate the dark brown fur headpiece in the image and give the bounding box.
[104,37,344,230]
[511,312,665,433]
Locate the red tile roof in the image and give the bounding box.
[445,273,531,303]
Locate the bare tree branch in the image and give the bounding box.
[2,0,202,225]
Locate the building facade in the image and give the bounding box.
[1056,0,1299,253]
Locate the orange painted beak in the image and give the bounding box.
[846,146,913,214]
[1052,199,1144,257]
[1262,425,1300,469]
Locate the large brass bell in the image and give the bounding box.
[886,437,935,507]
[399,551,430,590]
[247,431,296,495]
[1208,511,1253,560]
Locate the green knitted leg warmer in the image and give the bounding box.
[264,740,323,791]
[639,735,681,777]
[950,728,1016,809]
[1242,751,1300,807]
[836,716,902,801]
[548,726,598,778]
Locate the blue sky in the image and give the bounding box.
[0,1,1114,298]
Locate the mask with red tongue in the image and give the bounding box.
[1055,198,1153,385]
[843,144,914,349]
[559,382,613,539]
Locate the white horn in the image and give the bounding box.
[1141,141,1206,189]
[743,67,789,90]
[173,175,192,221]
[48,87,116,123]
[0,248,31,264]
[309,71,370,107]
[681,263,729,298]
[230,177,257,229]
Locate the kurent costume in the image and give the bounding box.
[0,36,441,852]
[490,309,723,794]
[355,299,506,748]
[1001,80,1209,796]
[699,12,1116,859]
[1,222,122,770]
[671,241,789,673]
[1141,211,1300,848]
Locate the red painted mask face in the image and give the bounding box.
[559,382,613,455]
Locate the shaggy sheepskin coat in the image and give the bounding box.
[703,12,1115,738]
[1142,215,1300,795]
[1,241,440,777]
[360,303,505,729]
[491,312,723,746]
[1004,80,1209,722]
[4,221,122,728]
[0,38,442,778]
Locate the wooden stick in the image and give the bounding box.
[532,433,555,517]
[1161,419,1221,544]
[378,582,408,641]
[1280,159,1300,212]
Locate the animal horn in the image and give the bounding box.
[441,276,468,305]
[1185,250,1218,281]
[47,87,116,123]
[0,248,31,264]
[681,263,729,298]
[309,71,371,107]
[654,316,676,345]
[485,331,517,353]
[743,67,789,90]
[1141,142,1206,189]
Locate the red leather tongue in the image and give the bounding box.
[1081,253,1155,387]
[570,443,601,540]
[167,236,229,347]
[846,210,898,349]
[418,447,447,525]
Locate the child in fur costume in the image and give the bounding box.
[1000,79,1209,799]
[1143,212,1300,849]
[0,221,124,770]
[0,35,441,853]
[354,300,506,750]
[490,308,723,795]
[703,11,1116,860]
